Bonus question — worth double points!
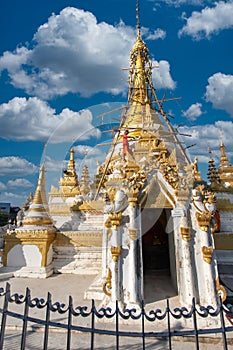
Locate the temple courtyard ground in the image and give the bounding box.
[0,272,232,349]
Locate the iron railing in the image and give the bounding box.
[0,282,233,350]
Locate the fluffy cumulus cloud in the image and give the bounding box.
[205,73,233,116]
[7,178,34,188]
[153,60,176,90]
[179,120,233,163]
[179,1,233,39]
[0,157,38,176]
[182,102,203,121]
[0,97,101,142]
[0,7,175,99]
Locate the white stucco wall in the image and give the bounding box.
[7,244,42,267]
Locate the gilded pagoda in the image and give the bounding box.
[3,5,233,307]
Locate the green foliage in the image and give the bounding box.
[0,211,9,227]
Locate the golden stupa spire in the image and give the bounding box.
[219,128,230,167]
[121,0,161,135]
[128,1,151,106]
[207,147,220,185]
[32,163,47,205]
[22,164,53,227]
[59,146,79,189]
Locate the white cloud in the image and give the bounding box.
[43,155,68,173]
[74,145,107,176]
[179,1,233,39]
[0,157,38,176]
[0,7,175,99]
[143,28,166,40]
[152,60,176,90]
[7,178,34,188]
[153,0,207,8]
[182,102,203,121]
[205,73,233,116]
[0,97,101,142]
[179,120,233,164]
[74,145,107,159]
[0,182,7,190]
[0,191,26,207]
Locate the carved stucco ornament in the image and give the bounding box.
[129,228,138,240]
[216,277,227,302]
[195,211,212,232]
[103,268,112,297]
[192,185,216,232]
[110,246,121,262]
[180,227,191,242]
[202,246,213,264]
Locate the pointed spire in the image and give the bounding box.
[219,129,230,168]
[207,147,220,185]
[33,163,47,205]
[59,147,79,189]
[136,0,141,32]
[22,164,53,227]
[122,1,162,134]
[80,164,91,195]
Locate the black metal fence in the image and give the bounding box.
[0,282,233,350]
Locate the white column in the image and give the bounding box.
[190,206,218,306]
[172,206,196,305]
[102,213,110,279]
[110,225,121,302]
[128,202,138,303]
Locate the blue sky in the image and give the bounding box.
[0,0,233,206]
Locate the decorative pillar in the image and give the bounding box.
[172,205,196,305]
[128,198,139,303]
[109,212,122,302]
[191,187,220,306]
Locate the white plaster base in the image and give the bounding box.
[0,264,54,278]
[84,273,105,300]
[53,246,102,275]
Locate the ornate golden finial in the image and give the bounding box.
[121,2,155,133]
[136,0,141,31]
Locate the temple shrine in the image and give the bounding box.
[2,5,233,308]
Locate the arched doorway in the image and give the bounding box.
[141,208,177,302]
[142,208,170,273]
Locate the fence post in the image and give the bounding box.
[116,300,119,350]
[43,292,51,350]
[192,298,199,350]
[141,300,145,350]
[66,295,73,350]
[219,296,228,350]
[0,283,10,350]
[90,299,95,350]
[167,299,172,350]
[20,287,30,350]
